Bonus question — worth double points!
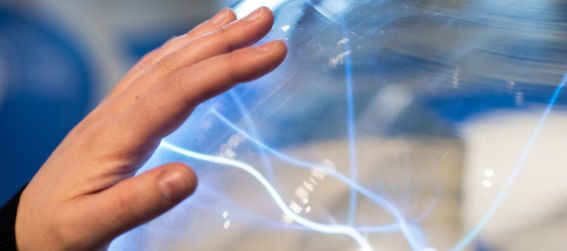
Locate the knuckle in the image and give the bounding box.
[214,25,229,37]
[130,47,164,73]
[212,26,235,53]
[188,22,209,36]
[168,34,185,43]
[140,49,159,63]
[153,53,181,76]
[226,10,237,21]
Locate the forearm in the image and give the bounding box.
[0,186,26,251]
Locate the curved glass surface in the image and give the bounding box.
[110,1,567,250]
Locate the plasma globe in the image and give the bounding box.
[109,0,567,250]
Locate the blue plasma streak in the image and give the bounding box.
[451,73,567,251]
[209,109,427,251]
[342,28,360,227]
[287,222,403,233]
[229,91,275,182]
[228,91,435,235]
[160,140,374,251]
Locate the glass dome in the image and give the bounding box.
[110,1,567,250]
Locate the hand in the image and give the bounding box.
[15,7,286,251]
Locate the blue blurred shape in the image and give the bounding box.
[0,7,92,204]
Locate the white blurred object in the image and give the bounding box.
[232,0,286,17]
[463,109,567,250]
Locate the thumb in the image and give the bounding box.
[71,163,197,248]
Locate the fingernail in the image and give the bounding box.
[159,170,192,202]
[258,40,283,52]
[244,7,265,22]
[210,8,231,24]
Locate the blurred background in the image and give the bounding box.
[0,0,234,204]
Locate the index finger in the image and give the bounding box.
[117,40,287,148]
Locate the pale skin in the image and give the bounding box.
[15,7,287,251]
